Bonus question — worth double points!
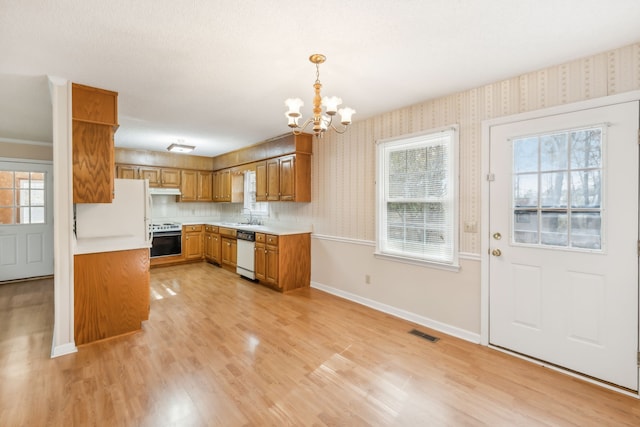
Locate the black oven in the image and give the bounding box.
[151,228,182,258]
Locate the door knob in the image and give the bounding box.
[492,248,502,257]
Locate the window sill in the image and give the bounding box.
[374,251,461,272]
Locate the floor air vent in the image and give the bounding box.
[409,329,439,342]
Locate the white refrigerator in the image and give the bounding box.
[74,179,152,255]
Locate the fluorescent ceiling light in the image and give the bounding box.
[167,143,195,153]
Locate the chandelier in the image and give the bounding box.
[284,54,356,137]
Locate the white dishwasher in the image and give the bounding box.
[236,229,256,279]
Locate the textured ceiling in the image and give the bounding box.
[1,0,640,156]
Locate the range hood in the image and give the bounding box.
[149,187,181,196]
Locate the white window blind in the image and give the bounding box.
[376,127,458,267]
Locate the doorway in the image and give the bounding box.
[0,161,53,281]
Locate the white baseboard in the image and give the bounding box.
[51,342,77,358]
[311,281,481,344]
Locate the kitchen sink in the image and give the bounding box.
[220,222,260,228]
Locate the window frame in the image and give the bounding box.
[375,125,460,271]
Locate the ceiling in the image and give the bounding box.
[1,0,640,157]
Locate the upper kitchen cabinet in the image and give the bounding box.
[115,164,140,179]
[180,170,213,202]
[140,166,180,188]
[255,153,311,202]
[72,83,118,203]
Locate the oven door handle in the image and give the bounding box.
[153,232,182,238]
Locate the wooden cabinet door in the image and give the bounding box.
[140,167,161,187]
[116,164,139,179]
[180,170,197,201]
[73,121,114,203]
[204,233,213,259]
[255,161,267,202]
[265,245,279,286]
[221,237,237,267]
[266,158,280,201]
[197,171,213,201]
[205,233,221,263]
[184,230,203,259]
[161,168,181,188]
[279,155,295,201]
[255,241,266,281]
[218,169,231,202]
[74,248,149,345]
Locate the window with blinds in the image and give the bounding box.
[376,127,458,267]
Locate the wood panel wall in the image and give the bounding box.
[115,147,215,171]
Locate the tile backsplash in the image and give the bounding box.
[151,195,312,229]
[151,195,222,223]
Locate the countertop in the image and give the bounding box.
[74,236,152,255]
[179,220,312,236]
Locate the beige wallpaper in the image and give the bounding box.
[272,42,640,255]
[0,141,53,162]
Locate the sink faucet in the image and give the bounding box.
[242,207,253,225]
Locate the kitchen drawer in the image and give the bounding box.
[219,227,237,238]
[205,225,218,233]
[184,224,203,232]
[266,234,278,246]
[255,233,266,243]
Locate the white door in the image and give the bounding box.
[0,161,54,281]
[489,101,639,390]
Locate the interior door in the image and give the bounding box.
[0,161,54,281]
[488,101,639,390]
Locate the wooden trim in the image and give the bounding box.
[115,147,215,170]
[212,133,312,170]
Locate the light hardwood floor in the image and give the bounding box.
[2,262,640,426]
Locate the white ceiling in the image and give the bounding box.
[1,0,640,157]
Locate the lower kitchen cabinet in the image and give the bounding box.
[184,224,204,260]
[204,225,221,264]
[219,227,237,269]
[254,232,310,292]
[74,248,150,345]
[221,237,237,268]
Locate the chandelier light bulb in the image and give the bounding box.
[321,96,342,115]
[284,98,304,118]
[285,112,299,128]
[338,107,356,125]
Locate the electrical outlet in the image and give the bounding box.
[365,274,371,284]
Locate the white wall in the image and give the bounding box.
[273,42,640,340]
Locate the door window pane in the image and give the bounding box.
[540,172,568,208]
[511,126,603,251]
[513,174,538,207]
[571,170,601,208]
[514,210,539,244]
[541,212,568,246]
[0,170,47,225]
[571,129,602,169]
[571,212,601,249]
[540,133,568,171]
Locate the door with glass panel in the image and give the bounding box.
[0,162,53,281]
[488,101,639,390]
